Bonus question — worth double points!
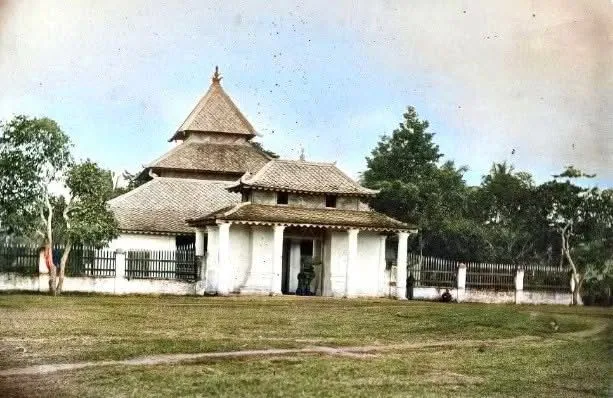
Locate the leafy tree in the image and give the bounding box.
[538,167,613,304]
[362,107,468,256]
[470,162,543,264]
[251,141,279,158]
[110,169,148,199]
[0,116,118,294]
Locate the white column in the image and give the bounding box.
[395,231,409,300]
[457,263,467,303]
[345,228,359,298]
[194,228,207,295]
[271,225,285,295]
[377,235,387,297]
[195,228,206,256]
[114,249,126,294]
[205,225,219,294]
[217,222,231,295]
[289,239,301,293]
[515,267,525,305]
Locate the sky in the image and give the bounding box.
[0,0,611,187]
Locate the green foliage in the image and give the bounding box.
[363,106,442,186]
[64,160,119,248]
[363,107,468,255]
[363,107,612,300]
[251,141,279,158]
[0,115,118,253]
[0,115,72,239]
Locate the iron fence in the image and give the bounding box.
[465,262,516,290]
[126,249,198,281]
[64,246,116,277]
[407,252,457,288]
[524,265,570,292]
[0,243,39,275]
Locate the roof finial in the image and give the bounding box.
[299,146,305,161]
[212,66,222,84]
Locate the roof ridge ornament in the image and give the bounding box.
[212,66,222,84]
[299,145,305,161]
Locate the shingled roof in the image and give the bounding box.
[170,67,256,141]
[147,142,271,175]
[228,159,379,196]
[109,178,240,234]
[188,203,413,232]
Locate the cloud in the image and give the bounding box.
[0,0,611,185]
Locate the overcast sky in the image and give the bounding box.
[0,0,611,187]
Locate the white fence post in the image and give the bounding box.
[457,263,467,302]
[114,249,126,294]
[515,267,524,304]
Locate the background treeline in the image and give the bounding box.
[362,107,612,304]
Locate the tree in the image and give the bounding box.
[110,169,148,199]
[362,107,468,256]
[0,116,118,294]
[470,162,543,264]
[538,167,613,305]
[251,141,279,158]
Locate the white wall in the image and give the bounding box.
[230,224,252,292]
[328,231,348,297]
[107,233,176,251]
[242,226,275,294]
[251,190,276,205]
[0,272,197,295]
[355,232,381,296]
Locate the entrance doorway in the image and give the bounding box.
[280,230,323,295]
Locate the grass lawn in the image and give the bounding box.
[0,294,611,397]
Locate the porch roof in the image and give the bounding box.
[187,203,416,232]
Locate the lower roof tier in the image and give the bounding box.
[188,203,416,232]
[109,178,240,234]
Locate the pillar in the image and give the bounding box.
[345,228,359,297]
[457,263,467,302]
[271,225,285,295]
[395,231,409,300]
[377,235,387,297]
[195,228,206,257]
[204,225,219,293]
[289,239,301,293]
[217,222,231,295]
[194,228,206,294]
[515,267,525,305]
[114,249,126,294]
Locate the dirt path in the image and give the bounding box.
[0,319,607,377]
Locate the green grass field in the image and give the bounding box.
[0,294,610,397]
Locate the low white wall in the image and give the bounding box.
[0,273,197,295]
[0,273,40,292]
[465,289,515,304]
[408,285,571,305]
[522,290,572,305]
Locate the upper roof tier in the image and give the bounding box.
[169,67,256,141]
[229,159,379,197]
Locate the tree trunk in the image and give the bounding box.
[572,276,584,306]
[56,242,72,295]
[44,243,57,295]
